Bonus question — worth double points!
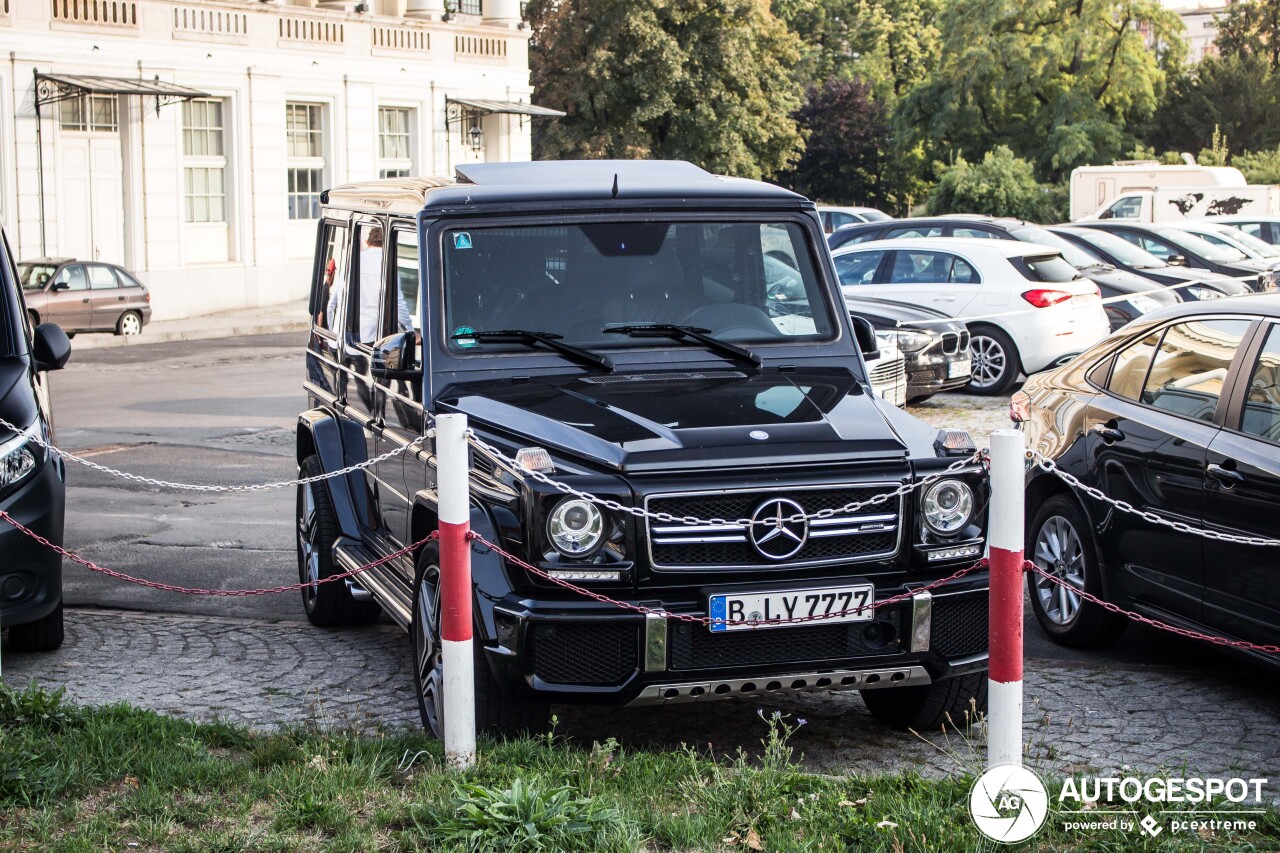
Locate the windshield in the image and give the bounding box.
[17,263,56,289]
[1212,226,1280,258]
[1158,228,1248,262]
[441,221,835,353]
[1070,229,1165,268]
[1011,226,1103,268]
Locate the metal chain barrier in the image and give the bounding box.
[0,415,429,493]
[467,432,985,528]
[466,530,985,627]
[0,509,437,596]
[1023,560,1280,655]
[1028,448,1280,547]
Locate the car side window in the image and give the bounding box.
[888,250,953,284]
[87,265,118,289]
[833,251,884,286]
[1239,324,1280,442]
[1236,222,1264,240]
[1103,197,1143,219]
[950,257,979,283]
[1140,319,1252,420]
[950,227,995,239]
[314,221,349,336]
[885,226,941,239]
[1139,236,1175,261]
[1107,330,1162,401]
[391,227,419,335]
[55,265,89,291]
[829,212,855,232]
[348,222,387,347]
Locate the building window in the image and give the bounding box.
[58,94,118,132]
[456,0,482,14]
[378,107,413,179]
[182,99,227,223]
[286,102,325,220]
[288,168,324,220]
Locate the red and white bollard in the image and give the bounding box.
[987,428,1025,768]
[436,413,476,769]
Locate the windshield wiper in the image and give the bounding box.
[455,329,613,372]
[602,323,762,367]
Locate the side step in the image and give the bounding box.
[332,537,413,629]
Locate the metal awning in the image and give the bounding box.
[34,72,210,109]
[445,97,565,122]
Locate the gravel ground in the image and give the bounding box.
[906,392,1011,449]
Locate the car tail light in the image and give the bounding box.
[1020,289,1072,308]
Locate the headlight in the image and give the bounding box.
[1187,286,1223,301]
[891,330,933,352]
[0,424,39,489]
[547,498,605,557]
[921,479,974,535]
[1128,295,1163,315]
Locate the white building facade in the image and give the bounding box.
[0,0,552,319]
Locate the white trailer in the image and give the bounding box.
[1069,160,1254,221]
[1089,185,1280,223]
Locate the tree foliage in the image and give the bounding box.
[526,0,806,180]
[785,78,892,208]
[899,0,1185,181]
[926,147,1062,221]
[1215,0,1280,71]
[1233,146,1280,184]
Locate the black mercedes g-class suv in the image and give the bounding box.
[297,161,990,737]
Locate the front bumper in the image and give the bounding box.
[0,455,65,628]
[484,571,990,705]
[905,351,971,399]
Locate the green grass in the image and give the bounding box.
[0,682,1275,851]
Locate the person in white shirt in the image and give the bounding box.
[329,227,413,343]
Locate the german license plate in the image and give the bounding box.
[948,358,971,379]
[709,584,875,632]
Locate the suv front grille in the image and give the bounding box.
[669,618,901,671]
[931,594,988,657]
[646,485,902,569]
[530,623,638,685]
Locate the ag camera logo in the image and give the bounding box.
[970,764,1049,843]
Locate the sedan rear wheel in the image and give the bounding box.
[1027,495,1128,647]
[116,311,142,336]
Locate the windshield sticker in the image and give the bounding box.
[454,326,478,348]
[453,232,473,250]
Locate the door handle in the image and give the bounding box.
[934,296,957,303]
[81,298,90,303]
[1206,462,1245,486]
[117,296,125,301]
[1091,423,1125,443]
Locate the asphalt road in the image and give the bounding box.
[50,332,1246,672]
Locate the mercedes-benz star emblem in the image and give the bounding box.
[749,497,809,560]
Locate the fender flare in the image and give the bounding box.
[297,408,369,542]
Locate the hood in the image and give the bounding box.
[439,367,909,473]
[846,297,967,337]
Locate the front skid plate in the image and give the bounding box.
[626,664,930,706]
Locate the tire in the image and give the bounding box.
[411,543,550,740]
[115,311,143,336]
[861,671,988,732]
[27,311,39,328]
[6,601,65,652]
[296,455,381,627]
[1026,495,1128,647]
[966,325,1020,395]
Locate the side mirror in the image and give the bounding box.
[371,330,421,380]
[33,323,71,371]
[50,281,69,291]
[849,314,880,361]
[1167,254,1188,267]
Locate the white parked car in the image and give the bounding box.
[817,205,890,234]
[1196,214,1280,246]
[1178,220,1280,266]
[830,238,1111,394]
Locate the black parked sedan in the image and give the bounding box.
[1049,225,1251,300]
[1015,295,1280,669]
[845,296,971,401]
[1074,222,1278,293]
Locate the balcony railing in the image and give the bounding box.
[51,0,138,27]
[172,5,247,41]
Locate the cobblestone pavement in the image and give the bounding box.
[5,609,1278,784]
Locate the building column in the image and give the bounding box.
[405,0,445,20]
[482,0,521,26]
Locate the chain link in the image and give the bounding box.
[1028,448,1280,547]
[1024,560,1280,655]
[467,530,985,627]
[0,509,437,596]
[0,416,428,493]
[467,432,985,527]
